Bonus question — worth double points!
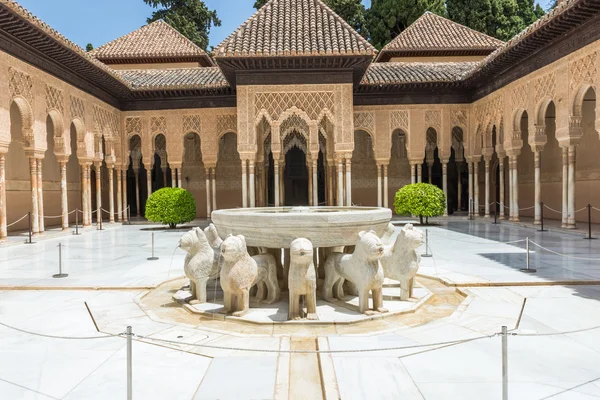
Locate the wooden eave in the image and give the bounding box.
[376,48,496,62]
[96,55,214,67]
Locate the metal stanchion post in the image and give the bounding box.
[128,207,131,225]
[74,209,81,236]
[502,325,508,400]
[584,204,596,240]
[422,229,432,258]
[53,243,68,278]
[127,326,133,400]
[25,212,35,244]
[538,202,547,232]
[520,237,537,273]
[147,232,159,261]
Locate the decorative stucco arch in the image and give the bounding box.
[10,96,34,148]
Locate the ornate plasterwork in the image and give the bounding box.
[283,131,307,154]
[255,92,335,121]
[354,112,375,134]
[151,116,167,136]
[570,52,597,91]
[8,67,33,103]
[451,109,467,128]
[45,85,64,114]
[425,110,441,131]
[126,117,142,137]
[280,113,309,139]
[510,85,527,110]
[390,110,409,132]
[69,96,85,121]
[217,114,237,135]
[534,72,556,103]
[183,115,201,134]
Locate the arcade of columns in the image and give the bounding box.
[2,41,600,239]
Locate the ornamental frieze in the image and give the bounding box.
[255,92,335,121]
[8,67,33,104]
[390,110,409,132]
[569,52,597,92]
[45,85,64,114]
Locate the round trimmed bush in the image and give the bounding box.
[394,183,446,225]
[145,187,196,229]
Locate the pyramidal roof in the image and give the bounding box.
[213,0,376,58]
[90,20,213,66]
[377,12,504,61]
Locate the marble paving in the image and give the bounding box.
[1,221,600,399]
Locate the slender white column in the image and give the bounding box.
[274,160,280,207]
[134,169,140,217]
[328,164,334,206]
[0,154,6,239]
[417,164,422,183]
[122,168,128,220]
[280,163,285,206]
[146,165,152,198]
[499,158,505,220]
[307,161,313,206]
[377,164,382,207]
[108,167,115,223]
[86,165,92,225]
[411,164,416,184]
[473,160,480,217]
[81,165,88,226]
[29,158,39,234]
[561,147,568,227]
[484,159,490,218]
[534,151,541,225]
[37,159,44,233]
[95,162,102,225]
[567,146,576,228]
[241,159,248,208]
[249,161,256,208]
[312,160,318,207]
[457,163,463,211]
[512,157,520,222]
[508,166,514,220]
[176,168,181,188]
[468,162,474,215]
[171,168,176,188]
[205,169,212,217]
[116,168,123,222]
[383,164,389,209]
[345,158,352,207]
[212,168,217,211]
[60,161,68,230]
[337,160,344,206]
[442,162,448,217]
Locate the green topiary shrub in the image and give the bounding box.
[394,183,446,225]
[145,187,196,229]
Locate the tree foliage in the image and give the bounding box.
[394,183,446,225]
[143,0,221,50]
[145,188,197,229]
[254,0,368,38]
[367,0,446,50]
[85,43,94,52]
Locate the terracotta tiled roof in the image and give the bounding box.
[377,12,504,61]
[91,20,213,66]
[213,0,376,57]
[361,62,478,85]
[115,67,229,91]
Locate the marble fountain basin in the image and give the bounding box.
[211,206,392,248]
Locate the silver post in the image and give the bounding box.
[147,232,159,261]
[502,325,508,400]
[422,229,432,258]
[520,237,537,273]
[53,243,68,278]
[127,325,132,400]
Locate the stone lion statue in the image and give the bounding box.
[288,238,317,320]
[220,234,258,317]
[381,222,396,246]
[204,223,223,280]
[323,231,387,315]
[381,224,424,301]
[179,227,215,304]
[251,252,281,304]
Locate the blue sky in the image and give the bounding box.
[16,0,544,51]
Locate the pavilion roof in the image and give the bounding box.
[361,62,478,86]
[116,67,229,91]
[90,20,213,67]
[376,12,504,62]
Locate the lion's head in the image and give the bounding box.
[354,230,385,260]
[220,234,248,262]
[290,238,313,263]
[395,224,424,251]
[204,223,223,247]
[179,227,210,254]
[381,223,396,245]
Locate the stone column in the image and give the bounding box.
[312,159,318,207]
[249,161,256,208]
[241,159,248,208]
[60,160,68,230]
[80,165,88,226]
[498,156,505,220]
[86,165,92,225]
[534,151,542,225]
[134,168,140,217]
[457,163,463,212]
[29,158,39,234]
[411,164,416,184]
[427,162,433,184]
[212,168,217,211]
[511,156,520,222]
[274,160,280,207]
[442,161,448,217]
[328,164,334,206]
[95,162,102,225]
[205,169,212,217]
[171,168,176,188]
[337,159,344,206]
[468,161,474,215]
[567,146,576,228]
[561,147,568,227]
[0,154,5,239]
[117,168,123,222]
[146,164,152,198]
[122,168,128,221]
[417,164,422,183]
[345,158,352,207]
[508,165,514,220]
[377,164,382,207]
[307,161,313,206]
[37,159,44,233]
[484,158,490,218]
[177,168,181,188]
[280,163,285,206]
[474,160,480,217]
[108,166,115,223]
[383,164,389,209]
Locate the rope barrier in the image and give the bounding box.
[6,214,29,228]
[543,204,562,214]
[429,231,527,245]
[529,240,600,261]
[518,205,535,211]
[0,320,124,340]
[575,206,589,213]
[593,206,600,213]
[43,209,79,219]
[514,324,600,337]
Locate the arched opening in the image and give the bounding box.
[42,113,62,227]
[152,134,170,190]
[351,130,377,206]
[449,127,466,213]
[216,132,242,209]
[282,131,309,206]
[576,87,599,223]
[540,102,561,221]
[66,122,81,225]
[423,128,442,188]
[6,100,31,232]
[126,135,143,217]
[388,129,410,211]
[518,111,533,220]
[181,132,207,218]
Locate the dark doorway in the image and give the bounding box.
[284,147,308,206]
